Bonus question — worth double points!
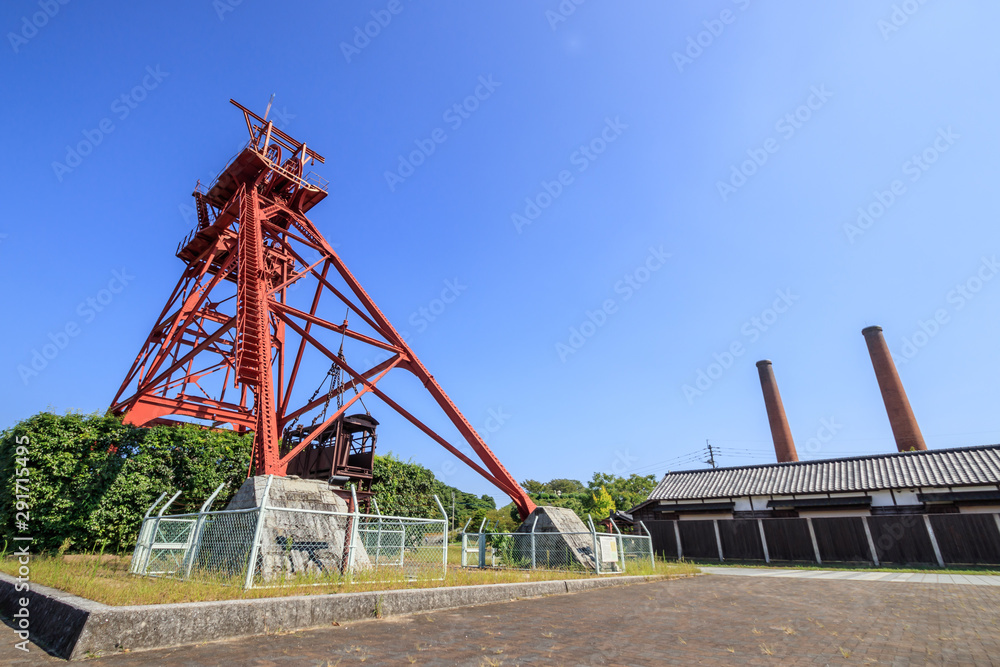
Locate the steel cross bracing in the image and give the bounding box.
[110,99,535,518]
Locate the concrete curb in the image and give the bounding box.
[0,572,674,660]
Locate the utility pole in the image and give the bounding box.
[451,491,455,531]
[705,439,717,469]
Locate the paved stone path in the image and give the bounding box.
[701,566,1000,586]
[4,573,1000,665]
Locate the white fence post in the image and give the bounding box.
[530,516,538,570]
[142,490,182,575]
[460,518,472,566]
[610,519,625,572]
[588,514,601,575]
[347,486,361,575]
[372,498,383,566]
[477,518,488,568]
[132,492,167,574]
[185,483,226,578]
[144,492,168,520]
[243,475,273,589]
[398,519,406,567]
[434,494,449,574]
[639,520,655,569]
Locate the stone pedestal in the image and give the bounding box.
[515,506,603,570]
[225,475,370,581]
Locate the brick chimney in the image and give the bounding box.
[861,326,927,452]
[755,360,799,463]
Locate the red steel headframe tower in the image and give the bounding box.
[110,100,535,518]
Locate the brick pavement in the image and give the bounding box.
[4,575,999,666]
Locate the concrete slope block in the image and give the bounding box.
[224,476,371,581]
[515,506,602,571]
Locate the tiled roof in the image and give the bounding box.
[644,445,1000,502]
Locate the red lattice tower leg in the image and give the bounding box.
[110,100,535,518]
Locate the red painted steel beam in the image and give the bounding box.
[112,100,536,520]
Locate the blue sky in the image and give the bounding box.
[3,1,999,506]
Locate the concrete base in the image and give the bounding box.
[515,506,613,571]
[0,571,671,660]
[225,475,350,512]
[223,476,370,581]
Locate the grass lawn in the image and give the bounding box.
[687,559,1000,576]
[0,550,698,607]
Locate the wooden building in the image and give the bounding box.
[628,444,1000,566]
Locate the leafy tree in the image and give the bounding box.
[548,478,586,495]
[587,486,615,521]
[520,479,548,494]
[514,489,591,525]
[518,478,586,496]
[433,485,495,527]
[515,473,657,525]
[588,472,656,512]
[370,452,439,518]
[518,477,588,520]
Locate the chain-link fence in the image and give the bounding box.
[461,518,655,575]
[131,481,448,588]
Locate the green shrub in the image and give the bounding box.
[0,412,253,553]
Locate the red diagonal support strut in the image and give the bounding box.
[110,100,536,518]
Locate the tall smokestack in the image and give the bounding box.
[755,360,799,463]
[861,325,927,452]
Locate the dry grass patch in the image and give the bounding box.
[0,554,698,606]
